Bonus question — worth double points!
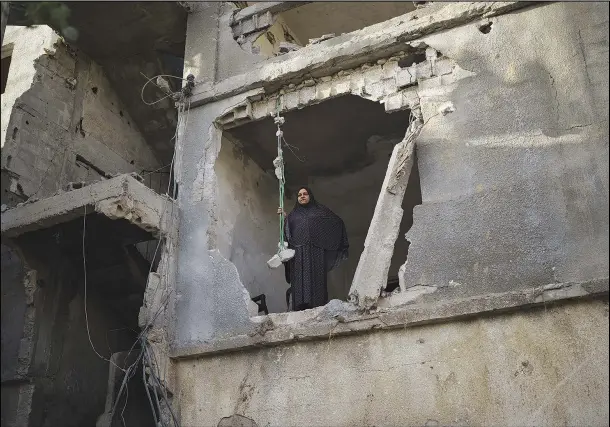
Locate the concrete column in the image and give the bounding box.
[349,115,422,309]
[173,92,266,347]
[183,2,221,84]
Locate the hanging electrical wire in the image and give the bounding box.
[102,76,193,427]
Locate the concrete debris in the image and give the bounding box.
[308,33,335,45]
[349,115,422,309]
[413,1,430,8]
[18,196,40,207]
[315,299,359,322]
[278,41,301,54]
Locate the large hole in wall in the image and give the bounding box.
[278,2,416,44]
[222,95,421,313]
[10,214,159,426]
[240,2,416,58]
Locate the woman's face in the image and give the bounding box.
[297,188,310,205]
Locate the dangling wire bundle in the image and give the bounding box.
[276,114,286,254]
[267,99,295,268]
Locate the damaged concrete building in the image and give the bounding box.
[1,1,608,426]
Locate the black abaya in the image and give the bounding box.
[284,187,349,311]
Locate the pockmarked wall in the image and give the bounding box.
[1,25,162,204]
[401,1,609,301]
[176,299,609,427]
[172,2,609,426]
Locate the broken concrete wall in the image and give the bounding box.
[1,174,175,426]
[215,3,265,82]
[170,1,608,425]
[182,2,264,86]
[215,134,288,313]
[175,298,609,427]
[400,2,609,303]
[182,2,221,85]
[173,2,524,343]
[69,57,163,189]
[173,94,265,345]
[251,14,302,58]
[1,25,81,200]
[1,26,60,148]
[1,25,163,205]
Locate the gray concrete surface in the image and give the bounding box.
[175,297,609,427]
[189,2,527,106]
[173,93,266,345]
[1,26,164,204]
[172,278,608,358]
[174,1,609,344]
[349,115,421,309]
[1,174,175,238]
[400,1,609,303]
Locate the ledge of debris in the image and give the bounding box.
[1,174,176,239]
[171,277,609,359]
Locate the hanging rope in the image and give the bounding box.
[267,96,296,269]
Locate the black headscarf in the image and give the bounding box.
[285,187,349,272]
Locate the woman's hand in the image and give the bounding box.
[277,207,286,216]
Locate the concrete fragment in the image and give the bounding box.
[278,41,301,54]
[308,33,335,45]
[396,68,416,88]
[1,174,175,239]
[437,101,455,115]
[349,115,423,309]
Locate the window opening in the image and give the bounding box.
[222,95,414,314]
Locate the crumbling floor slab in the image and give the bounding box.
[171,278,609,359]
[1,175,175,239]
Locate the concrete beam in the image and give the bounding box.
[171,277,609,358]
[1,174,175,239]
[349,116,422,309]
[189,2,534,107]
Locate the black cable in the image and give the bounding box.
[145,342,180,427]
[142,348,160,426]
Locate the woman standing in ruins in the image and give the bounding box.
[278,187,349,311]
